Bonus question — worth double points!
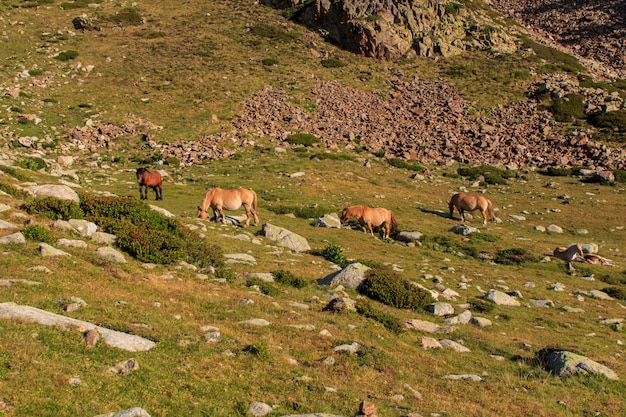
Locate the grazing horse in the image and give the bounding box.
[553,243,584,271]
[136,168,163,201]
[448,193,495,225]
[197,187,258,227]
[340,205,398,239]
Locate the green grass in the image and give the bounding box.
[1,1,625,416]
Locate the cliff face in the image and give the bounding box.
[261,0,517,59]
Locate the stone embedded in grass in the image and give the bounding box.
[0,219,17,230]
[25,184,80,203]
[544,351,619,380]
[333,342,360,354]
[0,232,25,244]
[485,289,520,306]
[239,318,270,326]
[95,247,126,263]
[318,263,371,289]
[261,223,311,252]
[427,302,454,316]
[441,374,482,382]
[440,339,471,352]
[39,243,71,257]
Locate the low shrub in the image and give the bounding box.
[356,301,405,335]
[321,243,349,268]
[163,157,180,167]
[109,10,143,26]
[469,297,495,313]
[597,271,626,286]
[321,58,345,68]
[309,153,355,161]
[359,269,434,310]
[22,225,55,244]
[613,169,626,183]
[242,343,268,357]
[543,167,574,177]
[548,94,585,122]
[265,204,329,219]
[54,50,79,61]
[246,277,280,296]
[273,269,307,288]
[15,157,46,171]
[0,166,30,182]
[601,287,626,301]
[387,158,425,172]
[261,58,279,66]
[22,197,85,220]
[250,24,297,42]
[0,181,30,199]
[587,110,626,131]
[285,133,319,147]
[495,248,536,265]
[457,165,515,185]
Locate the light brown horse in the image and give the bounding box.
[136,168,162,200]
[448,193,495,225]
[340,205,398,239]
[197,187,258,227]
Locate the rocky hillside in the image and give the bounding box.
[490,0,626,80]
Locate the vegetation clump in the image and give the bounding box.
[457,165,515,185]
[469,297,495,313]
[494,248,536,265]
[321,58,345,68]
[246,277,280,296]
[587,110,626,133]
[54,50,79,61]
[22,195,223,267]
[15,157,46,171]
[250,24,297,42]
[359,269,434,310]
[356,301,405,335]
[387,158,425,172]
[272,269,307,288]
[547,94,585,122]
[285,133,320,147]
[320,243,349,268]
[22,224,55,244]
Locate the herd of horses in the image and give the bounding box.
[135,167,613,268]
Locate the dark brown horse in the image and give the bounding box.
[136,168,163,200]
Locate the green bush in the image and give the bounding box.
[0,181,30,199]
[587,110,626,130]
[54,50,79,61]
[261,58,279,66]
[163,157,180,167]
[108,220,187,264]
[321,243,349,268]
[0,166,30,182]
[321,58,345,68]
[613,169,626,183]
[265,204,329,219]
[359,269,434,310]
[356,301,405,335]
[285,133,320,147]
[469,297,495,313]
[250,24,297,42]
[246,277,280,296]
[109,10,143,26]
[22,197,85,220]
[387,158,425,172]
[22,225,55,244]
[494,248,536,265]
[309,153,355,161]
[601,287,626,301]
[457,165,516,185]
[272,269,307,288]
[544,167,574,177]
[597,271,626,286]
[15,157,46,171]
[548,94,585,122]
[242,343,268,357]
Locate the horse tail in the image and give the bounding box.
[390,212,398,230]
[487,199,495,220]
[252,189,258,213]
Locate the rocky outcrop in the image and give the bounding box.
[490,0,626,79]
[262,0,517,59]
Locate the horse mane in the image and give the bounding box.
[199,188,217,210]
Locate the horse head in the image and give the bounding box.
[197,205,209,219]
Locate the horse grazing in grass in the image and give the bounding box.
[197,187,258,227]
[136,168,163,201]
[448,193,494,225]
[340,205,398,239]
[553,243,584,271]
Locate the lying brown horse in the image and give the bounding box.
[341,205,398,239]
[553,243,584,271]
[136,168,163,200]
[197,187,258,227]
[448,193,494,225]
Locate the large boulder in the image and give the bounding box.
[261,223,311,252]
[318,262,371,289]
[544,351,619,380]
[25,184,80,203]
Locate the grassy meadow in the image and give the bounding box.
[0,1,625,417]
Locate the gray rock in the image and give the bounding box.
[39,243,71,257]
[245,272,275,282]
[530,299,555,308]
[470,317,492,328]
[581,242,599,254]
[25,184,80,203]
[443,310,472,325]
[421,336,442,349]
[262,223,311,252]
[0,203,10,212]
[68,219,98,237]
[95,247,126,263]
[333,342,360,355]
[544,351,618,380]
[318,263,371,289]
[149,205,175,218]
[224,253,257,265]
[427,302,454,316]
[239,318,271,326]
[91,232,117,245]
[402,319,443,333]
[317,213,342,228]
[0,232,25,244]
[394,231,423,243]
[547,224,563,233]
[485,289,520,306]
[449,224,480,235]
[441,374,482,382]
[94,407,151,417]
[249,401,273,417]
[440,339,471,352]
[57,238,88,249]
[0,302,155,352]
[0,219,17,229]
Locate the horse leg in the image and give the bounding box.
[219,208,227,224]
[367,223,375,237]
[156,185,162,200]
[243,204,251,227]
[139,185,146,200]
[481,209,488,225]
[459,209,465,222]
